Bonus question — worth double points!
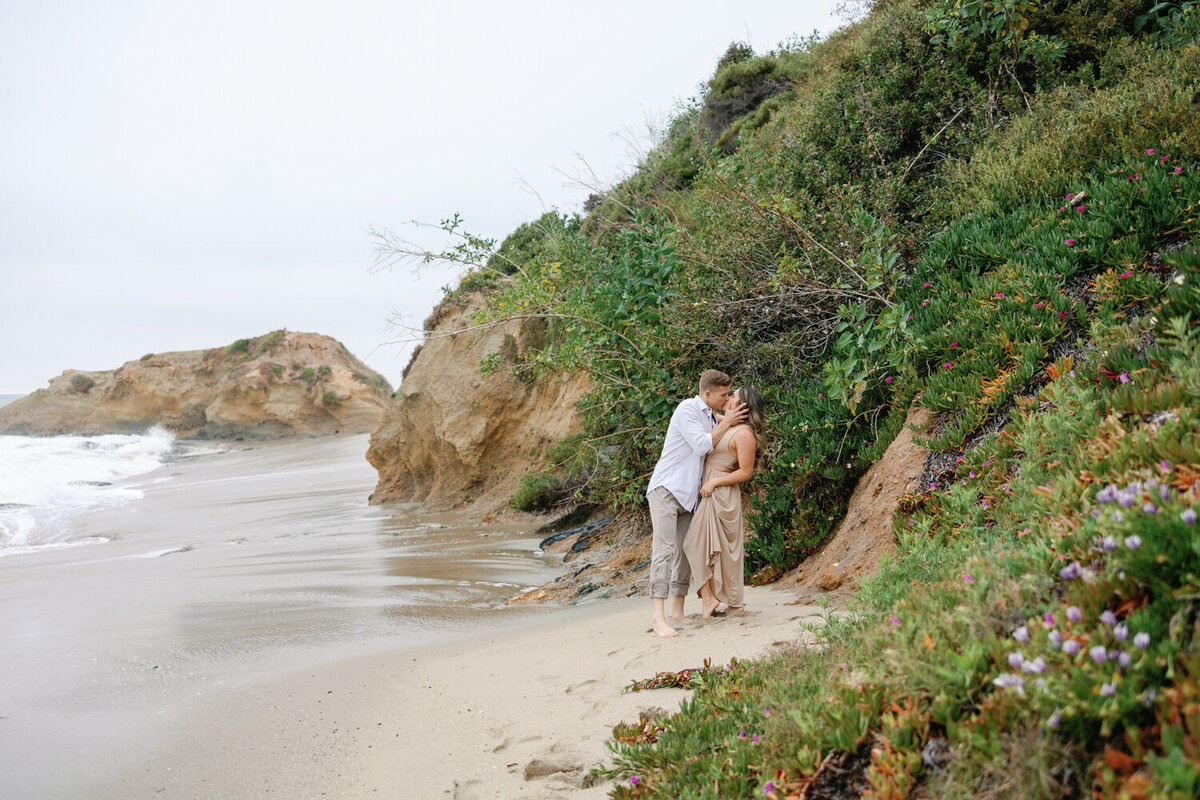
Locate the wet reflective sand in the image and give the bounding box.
[0,434,564,798]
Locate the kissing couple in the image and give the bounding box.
[645,369,766,638]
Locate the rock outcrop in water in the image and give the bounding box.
[0,331,393,439]
[367,291,588,510]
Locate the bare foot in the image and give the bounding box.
[652,618,678,637]
[726,605,746,614]
[669,613,689,624]
[701,597,720,617]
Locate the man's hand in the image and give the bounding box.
[715,399,748,427]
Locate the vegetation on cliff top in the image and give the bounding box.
[396,0,1200,794]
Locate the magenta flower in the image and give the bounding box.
[1146,148,1156,155]
[884,375,894,384]
[763,705,771,717]
[1118,372,1129,384]
[1174,166,1184,174]
[922,282,932,288]
[1065,193,1075,200]
[1075,205,1086,212]
[764,780,775,795]
[996,291,1005,299]
[1043,612,1055,628]
[1119,270,1133,279]
[962,570,974,584]
[1065,239,1076,246]
[630,776,641,787]
[943,361,954,369]
[753,733,760,744]
[950,341,959,348]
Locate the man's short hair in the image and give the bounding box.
[698,369,732,395]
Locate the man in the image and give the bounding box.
[646,369,746,637]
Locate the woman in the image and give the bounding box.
[683,385,765,617]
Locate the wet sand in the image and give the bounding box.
[99,585,825,799]
[0,435,565,798]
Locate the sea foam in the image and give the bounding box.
[0,426,176,553]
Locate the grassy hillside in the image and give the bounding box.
[414,0,1200,794]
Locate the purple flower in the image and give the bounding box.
[1021,657,1046,674]
[994,674,1025,694]
[1114,623,1129,642]
[1182,508,1197,525]
[764,780,775,795]
[1143,689,1157,707]
[763,705,771,717]
[1161,460,1171,473]
[1118,651,1132,668]
[1118,490,1136,509]
[1013,625,1030,642]
[1142,502,1158,515]
[1067,606,1082,623]
[1063,640,1080,656]
[1119,372,1130,384]
[753,733,760,745]
[1100,682,1116,697]
[1100,610,1117,626]
[1147,148,1156,155]
[1090,645,1108,663]
[1049,709,1062,728]
[1009,651,1025,669]
[1175,166,1184,174]
[1112,511,1125,523]
[962,571,974,585]
[630,776,641,787]
[739,730,747,739]
[1049,630,1063,650]
[1101,536,1117,552]
[1161,485,1171,502]
[1096,485,1116,503]
[1060,562,1082,580]
[890,614,901,627]
[1134,632,1150,649]
[1125,536,1142,550]
[1043,612,1055,628]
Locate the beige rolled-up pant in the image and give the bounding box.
[647,486,693,598]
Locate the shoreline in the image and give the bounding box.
[98,585,826,799]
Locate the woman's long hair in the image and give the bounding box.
[735,385,766,440]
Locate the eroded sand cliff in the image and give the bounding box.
[0,331,393,439]
[367,292,588,510]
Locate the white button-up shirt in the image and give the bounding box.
[646,395,717,513]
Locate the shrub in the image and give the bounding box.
[69,374,94,394]
[508,471,570,512]
[320,388,338,407]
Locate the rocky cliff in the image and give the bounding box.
[0,331,393,439]
[367,292,588,510]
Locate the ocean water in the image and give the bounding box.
[0,430,565,797]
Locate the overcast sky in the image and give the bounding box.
[1,1,846,394]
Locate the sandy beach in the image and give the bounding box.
[98,585,826,799]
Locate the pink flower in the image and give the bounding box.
[1146,148,1155,155]
[1075,205,1086,212]
[884,376,894,384]
[1065,239,1076,246]
[630,776,641,786]
[962,570,974,584]
[996,291,1005,299]
[950,341,959,348]
[1174,166,1184,174]
[1119,270,1132,278]
[943,361,954,369]
[1119,372,1129,384]
[1065,193,1075,201]
[922,282,932,288]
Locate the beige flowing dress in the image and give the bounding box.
[682,424,745,608]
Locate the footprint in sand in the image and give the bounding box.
[492,734,542,753]
[565,679,597,695]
